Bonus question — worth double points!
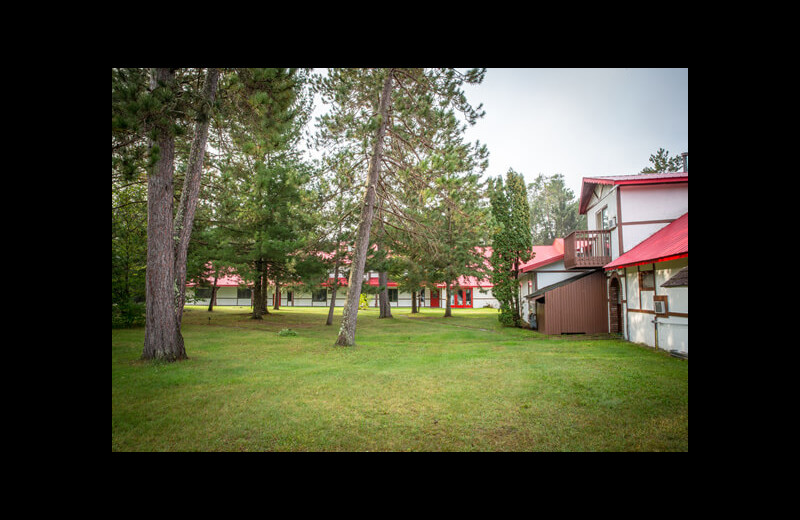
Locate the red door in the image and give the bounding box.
[451,288,473,308]
[430,289,440,308]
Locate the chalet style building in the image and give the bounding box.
[519,154,688,356]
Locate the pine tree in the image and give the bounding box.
[640,147,684,173]
[208,69,314,320]
[528,174,585,245]
[315,68,487,344]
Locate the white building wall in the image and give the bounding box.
[619,184,688,254]
[620,258,688,355]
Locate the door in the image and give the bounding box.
[430,289,440,308]
[609,278,622,334]
[451,288,473,308]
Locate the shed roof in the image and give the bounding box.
[604,212,688,270]
[661,266,688,287]
[524,269,596,299]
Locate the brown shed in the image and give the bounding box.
[525,270,608,335]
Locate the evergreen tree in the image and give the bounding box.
[112,67,220,361]
[315,68,487,343]
[640,147,684,173]
[528,173,585,244]
[489,169,532,326]
[207,68,314,320]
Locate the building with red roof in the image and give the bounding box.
[522,157,688,354]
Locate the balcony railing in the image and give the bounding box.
[564,230,612,269]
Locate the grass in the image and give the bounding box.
[112,306,688,451]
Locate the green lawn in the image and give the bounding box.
[112,306,688,451]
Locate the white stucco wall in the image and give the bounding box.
[620,258,688,355]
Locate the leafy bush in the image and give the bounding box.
[278,328,297,337]
[359,293,370,310]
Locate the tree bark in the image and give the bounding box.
[251,259,269,319]
[273,279,281,310]
[411,289,417,314]
[444,282,452,317]
[174,68,219,331]
[207,274,218,312]
[378,271,392,318]
[143,68,186,361]
[326,256,340,326]
[335,69,393,346]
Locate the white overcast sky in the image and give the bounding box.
[459,68,689,196]
[307,68,688,198]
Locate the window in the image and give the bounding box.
[237,288,251,299]
[195,287,212,299]
[653,295,668,315]
[596,206,608,230]
[388,288,398,302]
[312,289,327,302]
[639,270,655,291]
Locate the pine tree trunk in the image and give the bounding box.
[251,260,267,319]
[444,282,452,317]
[143,68,186,361]
[207,275,218,312]
[173,68,219,331]
[378,271,392,318]
[411,290,417,313]
[260,265,269,315]
[327,258,340,326]
[273,279,281,310]
[336,70,393,346]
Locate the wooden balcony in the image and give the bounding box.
[564,230,612,269]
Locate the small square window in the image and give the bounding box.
[639,270,655,291]
[654,295,668,315]
[388,288,398,302]
[312,289,327,302]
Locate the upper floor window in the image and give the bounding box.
[596,206,610,230]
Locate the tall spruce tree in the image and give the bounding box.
[489,168,532,326]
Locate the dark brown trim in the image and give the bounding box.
[627,307,688,318]
[620,218,676,227]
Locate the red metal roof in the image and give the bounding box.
[519,238,565,273]
[579,172,688,214]
[604,212,688,270]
